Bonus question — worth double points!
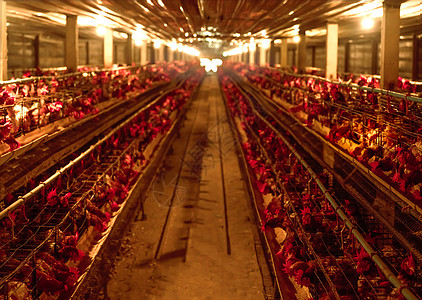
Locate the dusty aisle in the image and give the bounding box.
[106,74,266,300]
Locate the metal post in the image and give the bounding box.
[0,0,7,80]
[280,38,288,68]
[103,27,113,68]
[65,15,78,72]
[269,40,275,67]
[297,29,307,72]
[325,22,338,80]
[249,43,255,66]
[126,33,133,65]
[141,42,147,65]
[380,0,401,89]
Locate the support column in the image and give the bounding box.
[260,46,266,66]
[141,42,147,65]
[280,38,288,68]
[148,42,155,64]
[126,33,133,65]
[164,45,168,62]
[0,0,6,80]
[65,15,78,72]
[168,48,174,62]
[297,29,307,72]
[158,44,164,62]
[380,0,401,89]
[325,22,338,80]
[249,42,256,66]
[103,27,113,68]
[269,40,275,67]
[86,41,90,65]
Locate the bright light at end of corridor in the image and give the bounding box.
[200,58,222,72]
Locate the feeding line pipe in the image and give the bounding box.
[250,69,422,103]
[0,64,154,86]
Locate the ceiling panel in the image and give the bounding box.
[5,0,422,51]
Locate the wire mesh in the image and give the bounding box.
[220,72,421,299]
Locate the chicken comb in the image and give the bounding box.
[300,206,312,217]
[401,253,416,276]
[47,188,58,201]
[354,247,370,262]
[282,259,294,274]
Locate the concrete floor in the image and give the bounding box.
[106,74,266,300]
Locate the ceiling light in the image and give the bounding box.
[158,0,165,7]
[243,43,249,53]
[293,17,298,21]
[289,11,294,15]
[177,44,183,52]
[169,40,178,50]
[140,5,149,12]
[185,32,189,37]
[180,27,184,32]
[96,26,107,36]
[183,45,199,56]
[119,32,128,39]
[147,0,153,5]
[193,33,197,37]
[261,39,271,49]
[133,29,148,41]
[179,6,184,12]
[361,17,374,29]
[164,23,168,27]
[135,39,143,46]
[154,40,161,49]
[293,35,300,43]
[274,39,281,44]
[249,42,256,51]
